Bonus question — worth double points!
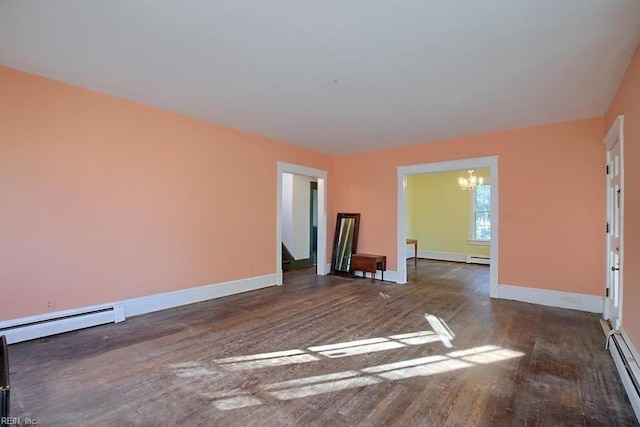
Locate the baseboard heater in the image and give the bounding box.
[0,304,126,345]
[466,255,490,265]
[600,320,640,422]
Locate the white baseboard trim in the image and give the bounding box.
[420,250,467,263]
[497,284,602,313]
[323,263,332,275]
[490,284,499,298]
[123,273,278,317]
[1,273,278,344]
[410,250,467,263]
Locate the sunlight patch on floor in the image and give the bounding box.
[390,330,443,346]
[265,371,382,399]
[449,345,524,364]
[215,349,319,371]
[268,346,524,400]
[215,328,450,372]
[311,339,406,358]
[211,395,263,410]
[265,370,363,389]
[169,315,525,410]
[270,376,382,400]
[425,314,455,348]
[203,388,265,410]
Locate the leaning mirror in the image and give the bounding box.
[331,213,360,276]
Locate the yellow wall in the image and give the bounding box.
[407,169,490,258]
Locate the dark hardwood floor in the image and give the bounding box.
[7,260,638,426]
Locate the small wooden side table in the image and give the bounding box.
[351,254,386,282]
[406,239,418,267]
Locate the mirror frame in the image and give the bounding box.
[330,213,361,277]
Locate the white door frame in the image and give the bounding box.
[397,156,499,297]
[603,116,624,325]
[277,162,328,285]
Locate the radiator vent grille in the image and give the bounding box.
[466,255,490,265]
[0,308,113,331]
[601,320,640,422]
[0,304,125,344]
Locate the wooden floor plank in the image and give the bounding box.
[6,260,638,426]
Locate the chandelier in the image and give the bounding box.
[458,170,483,190]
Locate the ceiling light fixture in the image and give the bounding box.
[458,170,483,190]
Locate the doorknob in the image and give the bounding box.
[611,266,620,271]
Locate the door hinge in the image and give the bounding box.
[606,288,610,297]
[606,222,610,233]
[606,165,610,175]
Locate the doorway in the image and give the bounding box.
[405,169,491,266]
[604,116,624,328]
[397,156,499,297]
[277,162,327,285]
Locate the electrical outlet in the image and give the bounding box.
[47,299,55,311]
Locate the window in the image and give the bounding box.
[470,183,491,243]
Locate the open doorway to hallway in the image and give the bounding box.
[276,162,327,285]
[281,173,318,271]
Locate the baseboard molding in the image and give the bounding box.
[497,284,602,313]
[490,284,499,299]
[123,273,278,317]
[412,250,467,263]
[410,250,490,264]
[1,273,278,344]
[323,263,332,275]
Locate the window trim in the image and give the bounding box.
[468,181,491,243]
[468,239,490,246]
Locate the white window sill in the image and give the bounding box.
[468,239,490,246]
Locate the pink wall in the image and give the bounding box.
[605,43,640,352]
[334,117,605,295]
[0,60,620,325]
[0,66,333,320]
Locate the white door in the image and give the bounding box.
[605,138,622,329]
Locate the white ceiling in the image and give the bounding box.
[1,1,639,155]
